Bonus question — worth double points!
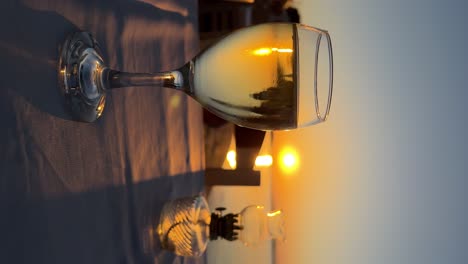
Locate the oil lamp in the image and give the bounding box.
[155,195,285,257]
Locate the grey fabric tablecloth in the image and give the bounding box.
[0,1,205,263]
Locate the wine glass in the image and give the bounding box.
[58,23,333,130]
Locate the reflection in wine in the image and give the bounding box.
[193,24,297,130]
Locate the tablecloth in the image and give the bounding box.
[0,1,205,263]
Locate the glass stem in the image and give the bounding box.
[104,62,193,94]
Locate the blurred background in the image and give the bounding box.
[201,0,468,264]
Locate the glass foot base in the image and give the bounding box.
[59,31,107,122]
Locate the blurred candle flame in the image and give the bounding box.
[255,155,273,167]
[227,150,237,169]
[226,152,272,168]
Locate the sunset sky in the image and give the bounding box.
[272,1,468,264]
[208,1,468,263]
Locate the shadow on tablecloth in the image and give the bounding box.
[0,168,205,264]
[0,1,205,263]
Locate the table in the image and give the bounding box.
[0,1,205,263]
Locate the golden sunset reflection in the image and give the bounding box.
[251,47,294,56]
[252,47,272,56]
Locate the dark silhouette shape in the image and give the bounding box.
[286,7,301,23]
[207,63,296,129]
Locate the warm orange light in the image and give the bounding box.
[255,155,273,167]
[279,148,299,173]
[252,48,272,56]
[226,150,237,169]
[267,210,282,217]
[271,48,293,53]
[169,94,181,108]
[283,154,296,167]
[252,47,293,56]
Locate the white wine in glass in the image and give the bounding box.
[59,23,333,130]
